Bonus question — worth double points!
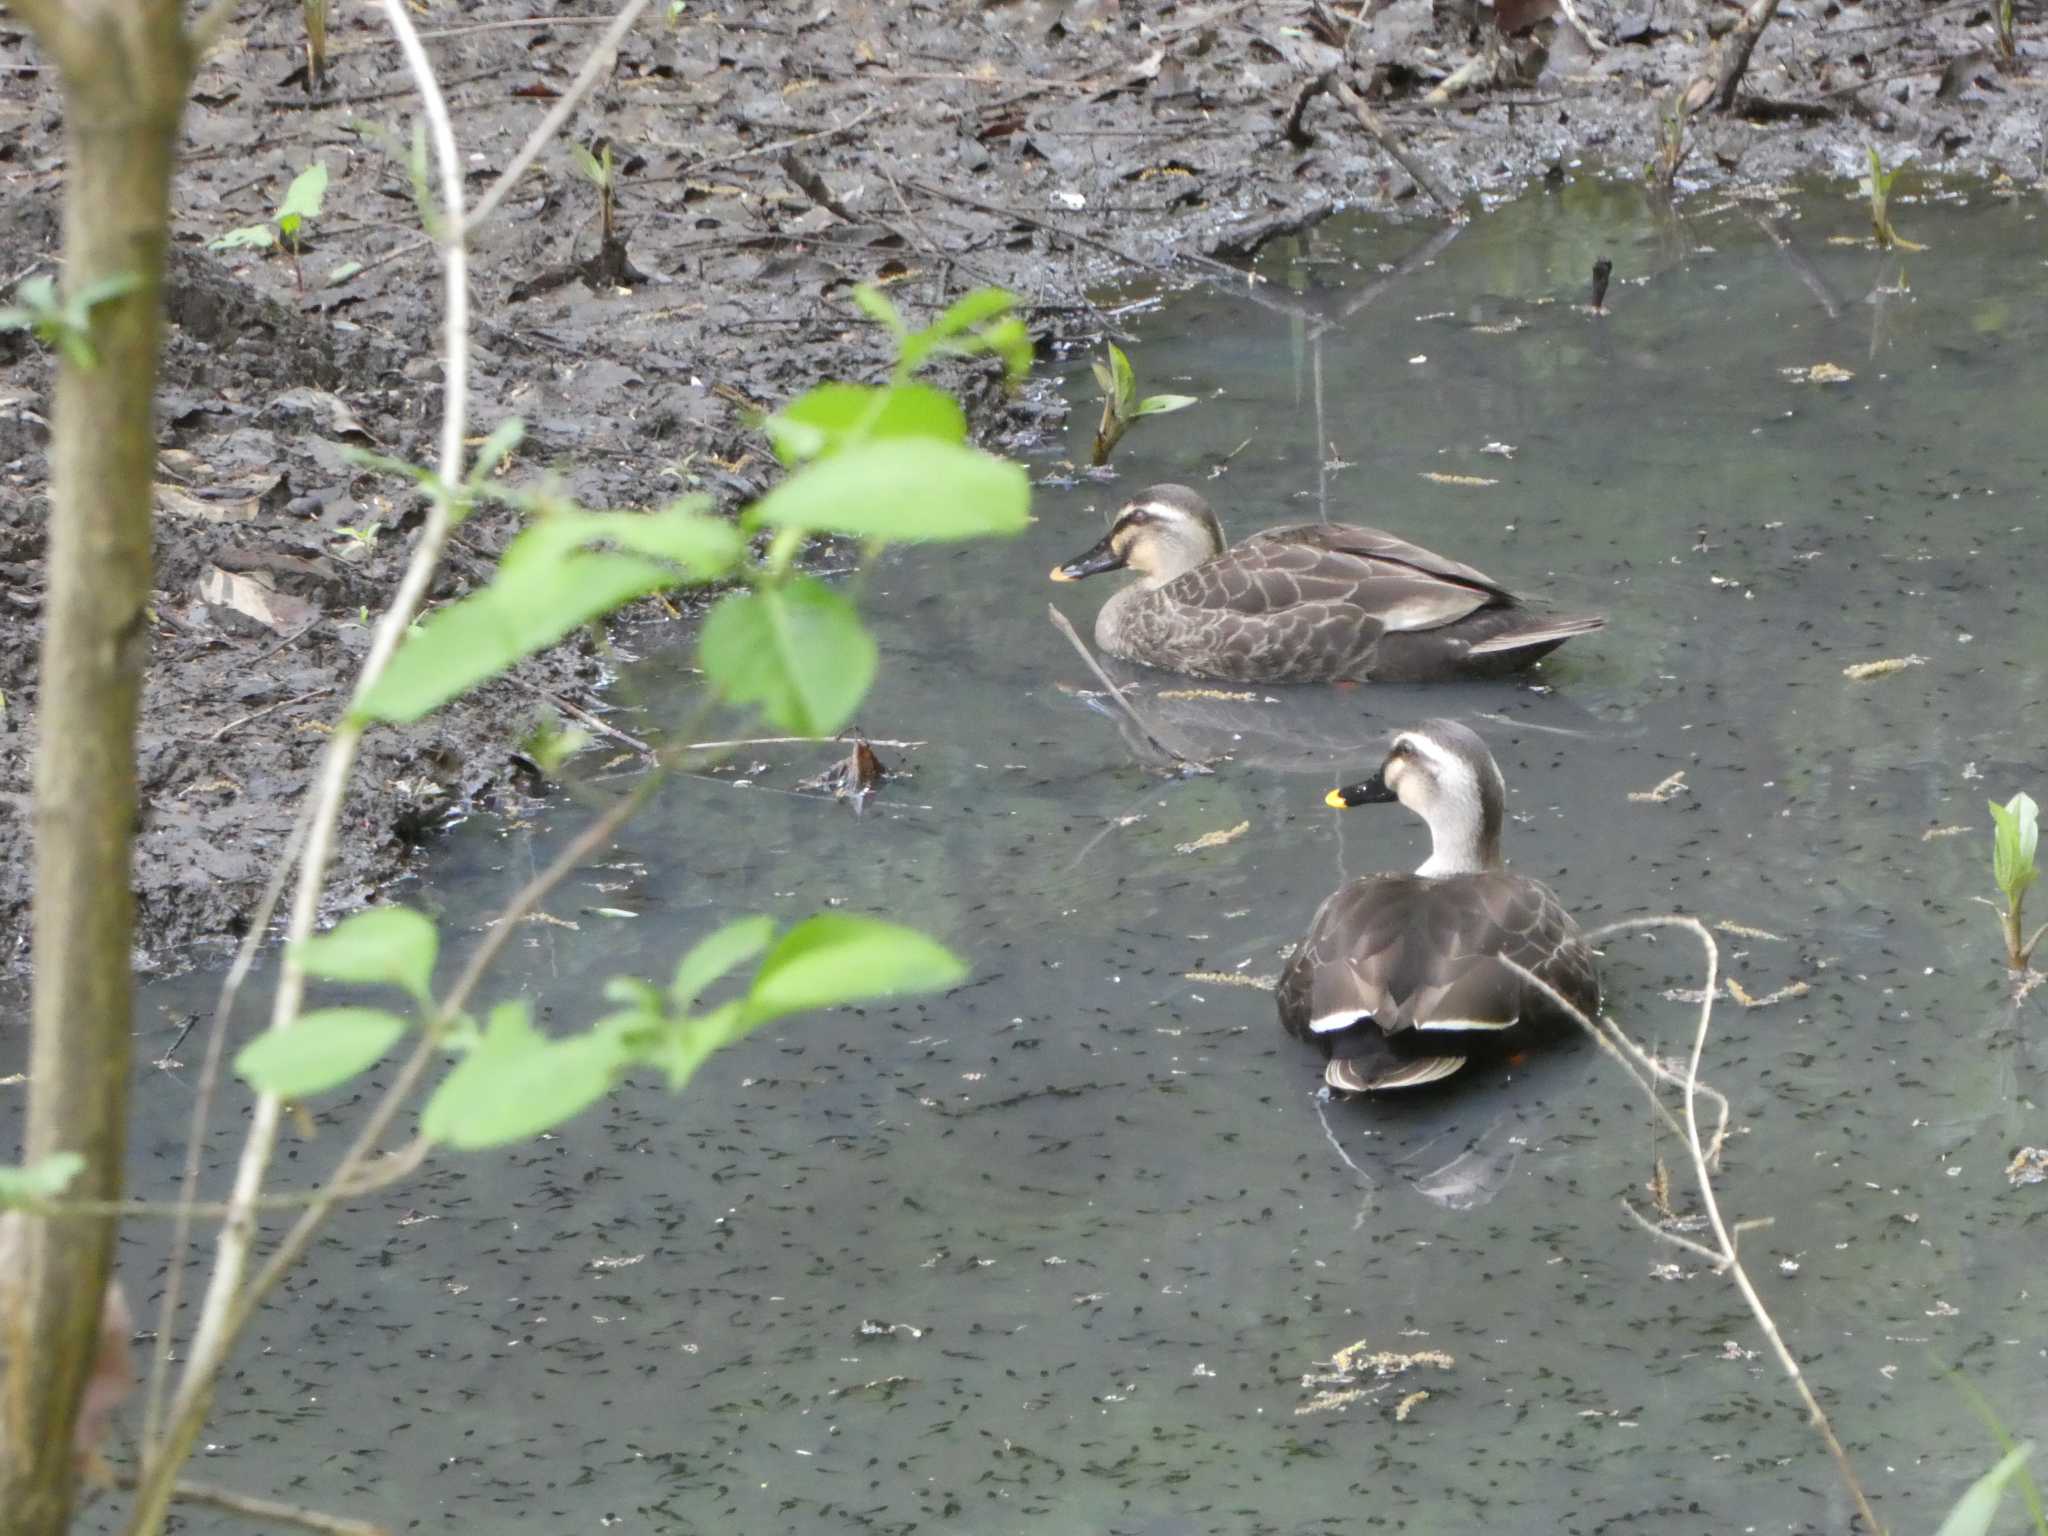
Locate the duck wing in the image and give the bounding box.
[1280,872,1598,1093]
[1161,532,1500,639]
[1244,523,1516,602]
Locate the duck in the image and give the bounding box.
[1048,484,1603,684]
[1276,718,1600,1092]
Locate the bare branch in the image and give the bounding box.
[461,0,651,236]
[113,1472,391,1536]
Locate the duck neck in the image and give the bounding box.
[1415,818,1500,878]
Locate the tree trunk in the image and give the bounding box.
[1,2,193,1531]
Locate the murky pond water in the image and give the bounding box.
[45,178,2048,1533]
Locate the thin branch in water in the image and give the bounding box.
[1329,78,1460,217]
[1044,604,1212,776]
[113,1472,391,1536]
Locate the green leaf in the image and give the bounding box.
[1135,393,1198,416]
[743,437,1030,543]
[0,1153,86,1207]
[279,162,329,224]
[211,225,278,252]
[929,287,1018,339]
[671,915,776,1009]
[234,1007,408,1098]
[851,283,909,339]
[1936,1444,2036,1536]
[646,998,761,1091]
[571,143,604,184]
[71,273,143,313]
[698,579,876,736]
[297,906,439,1001]
[976,314,1035,383]
[763,383,967,464]
[1109,342,1136,410]
[1990,793,2039,900]
[742,913,966,1028]
[1091,359,1115,396]
[421,1000,626,1148]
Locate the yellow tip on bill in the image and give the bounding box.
[1324,788,1347,809]
[1048,565,1073,582]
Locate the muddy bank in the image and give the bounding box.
[0,0,2035,976]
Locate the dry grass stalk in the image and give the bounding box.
[1508,915,1886,1535]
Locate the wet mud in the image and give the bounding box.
[0,0,2036,973]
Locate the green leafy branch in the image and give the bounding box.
[0,272,143,369]
[1861,147,1925,253]
[1090,340,1197,467]
[570,139,618,245]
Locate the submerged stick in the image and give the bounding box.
[1045,604,1211,776]
[1330,79,1459,216]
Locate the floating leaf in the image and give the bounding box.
[1841,654,1923,680]
[1175,820,1250,854]
[235,1007,408,1097]
[421,1000,625,1148]
[1135,394,1198,416]
[699,579,876,736]
[297,906,439,1001]
[1418,472,1499,487]
[743,914,966,1027]
[742,437,1030,543]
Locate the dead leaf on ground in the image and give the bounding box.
[1176,820,1249,854]
[1628,770,1688,803]
[198,565,320,632]
[1842,655,1925,680]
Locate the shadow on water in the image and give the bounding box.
[45,176,2048,1533]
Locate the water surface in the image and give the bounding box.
[48,177,2048,1534]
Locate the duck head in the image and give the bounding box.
[1327,718,1506,877]
[1049,484,1226,590]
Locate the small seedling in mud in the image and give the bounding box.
[1993,0,2019,68]
[1646,90,1691,191]
[571,140,618,247]
[0,272,142,369]
[334,522,381,550]
[1090,342,1197,467]
[211,162,330,292]
[1987,791,2045,970]
[1861,147,1926,252]
[302,0,329,93]
[519,716,590,777]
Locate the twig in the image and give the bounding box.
[504,676,654,756]
[140,2,479,1526]
[1284,71,1332,147]
[1553,0,1609,54]
[1544,914,1886,1535]
[1044,604,1211,776]
[1711,0,1782,112]
[657,101,888,183]
[112,1473,389,1535]
[207,687,333,743]
[1329,79,1460,217]
[674,734,926,752]
[461,0,652,237]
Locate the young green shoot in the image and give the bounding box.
[303,0,330,93]
[212,162,331,292]
[1647,88,1691,192]
[1993,0,2018,68]
[570,140,618,246]
[0,272,143,369]
[1988,791,2044,971]
[1861,147,1925,252]
[1090,342,1197,467]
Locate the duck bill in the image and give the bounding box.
[1325,772,1396,809]
[1049,531,1126,583]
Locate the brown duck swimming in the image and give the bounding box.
[1277,718,1600,1092]
[1049,484,1604,684]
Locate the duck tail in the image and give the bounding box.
[1465,612,1606,657]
